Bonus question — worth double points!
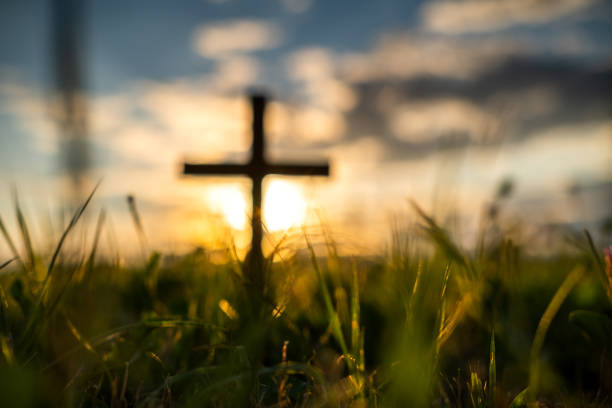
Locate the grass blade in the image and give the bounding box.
[350,262,365,392]
[0,215,22,267]
[489,328,496,408]
[509,387,529,408]
[529,266,585,399]
[406,260,423,323]
[0,258,15,271]
[584,229,605,273]
[85,209,106,274]
[0,285,9,336]
[40,181,100,296]
[13,191,35,271]
[303,229,350,361]
[434,264,451,363]
[21,181,100,343]
[350,263,360,358]
[127,195,148,257]
[437,290,475,350]
[584,230,610,298]
[410,200,473,277]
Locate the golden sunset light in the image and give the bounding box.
[263,179,307,231]
[205,184,248,231]
[204,179,307,233]
[1,1,611,405]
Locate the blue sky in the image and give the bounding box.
[0,0,611,256]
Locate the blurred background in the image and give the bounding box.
[0,0,610,259]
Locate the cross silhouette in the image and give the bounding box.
[183,93,330,285]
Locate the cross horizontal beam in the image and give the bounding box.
[183,162,329,177]
[183,163,247,176]
[265,163,329,176]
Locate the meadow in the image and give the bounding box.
[0,186,610,407]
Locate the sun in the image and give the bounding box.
[263,179,306,231]
[205,185,248,230]
[205,180,306,232]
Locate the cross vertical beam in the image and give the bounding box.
[251,95,265,165]
[250,95,265,276]
[183,93,330,289]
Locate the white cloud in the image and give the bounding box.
[386,86,562,144]
[389,98,498,143]
[210,55,261,90]
[93,73,349,167]
[302,78,357,112]
[330,136,387,176]
[287,47,358,112]
[89,93,130,135]
[193,19,281,58]
[265,102,346,144]
[132,82,249,161]
[465,120,612,197]
[0,78,57,154]
[340,34,528,83]
[422,0,596,34]
[287,48,335,81]
[338,25,601,84]
[283,47,355,144]
[291,107,346,143]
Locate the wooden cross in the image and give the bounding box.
[183,93,330,285]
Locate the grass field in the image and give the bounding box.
[0,188,610,407]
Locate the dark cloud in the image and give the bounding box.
[344,56,612,160]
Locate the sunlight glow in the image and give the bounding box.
[264,179,306,231]
[204,180,307,232]
[206,186,248,230]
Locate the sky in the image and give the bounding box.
[0,0,611,259]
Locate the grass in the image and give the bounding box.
[0,188,610,407]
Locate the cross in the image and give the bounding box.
[183,93,330,288]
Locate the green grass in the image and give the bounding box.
[0,190,611,407]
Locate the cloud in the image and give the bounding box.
[287,47,357,112]
[421,0,596,34]
[210,55,261,90]
[384,88,555,145]
[291,107,346,143]
[265,102,346,145]
[338,24,603,85]
[330,136,387,176]
[283,47,357,145]
[123,83,249,162]
[467,120,612,198]
[91,73,347,169]
[287,48,335,81]
[388,98,498,143]
[193,19,281,58]
[0,76,57,154]
[339,34,528,83]
[344,56,611,158]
